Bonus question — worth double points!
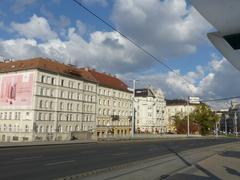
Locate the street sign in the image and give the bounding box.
[188,96,200,104]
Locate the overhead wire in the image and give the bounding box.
[72,0,194,86]
[72,0,240,104]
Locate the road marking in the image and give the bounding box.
[14,156,42,161]
[112,153,128,156]
[45,160,75,166]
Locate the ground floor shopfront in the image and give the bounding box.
[96,126,131,138]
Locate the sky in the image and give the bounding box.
[0,0,240,109]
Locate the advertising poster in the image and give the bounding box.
[0,72,34,107]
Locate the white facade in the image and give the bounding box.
[165,101,196,132]
[134,88,166,133]
[96,86,132,137]
[0,69,97,142]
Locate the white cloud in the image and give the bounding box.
[112,0,212,58]
[40,5,71,30]
[11,0,37,14]
[76,20,87,35]
[11,14,58,41]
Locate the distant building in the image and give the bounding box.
[134,88,166,133]
[220,103,240,134]
[165,99,196,133]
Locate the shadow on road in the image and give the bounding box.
[223,166,240,177]
[220,151,240,159]
[164,164,221,180]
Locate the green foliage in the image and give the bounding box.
[174,113,199,134]
[173,104,220,135]
[190,104,219,135]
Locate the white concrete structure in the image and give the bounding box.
[165,100,196,133]
[134,88,166,133]
[0,58,97,142]
[191,0,240,70]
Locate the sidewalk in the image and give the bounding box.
[168,145,240,180]
[57,141,239,180]
[0,139,97,148]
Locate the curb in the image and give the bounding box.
[0,141,97,149]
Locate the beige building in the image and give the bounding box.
[134,88,166,133]
[165,99,196,133]
[0,58,133,142]
[82,69,133,137]
[0,58,97,142]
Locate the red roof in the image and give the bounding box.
[0,58,130,92]
[85,69,130,92]
[0,57,97,83]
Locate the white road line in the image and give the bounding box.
[45,160,76,166]
[14,156,42,161]
[112,153,128,156]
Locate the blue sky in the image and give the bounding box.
[0,0,240,108]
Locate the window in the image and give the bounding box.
[25,125,29,132]
[51,77,55,85]
[61,79,64,86]
[39,113,42,120]
[39,100,43,108]
[49,113,52,121]
[60,102,64,110]
[45,101,48,108]
[50,90,54,97]
[50,101,53,109]
[59,114,62,121]
[75,125,79,131]
[40,88,43,95]
[9,124,12,132]
[41,75,45,83]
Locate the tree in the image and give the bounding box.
[174,113,199,134]
[190,104,220,135]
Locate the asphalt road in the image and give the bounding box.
[0,138,239,180]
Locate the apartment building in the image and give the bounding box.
[165,99,196,133]
[134,88,166,133]
[0,58,97,142]
[82,69,133,137]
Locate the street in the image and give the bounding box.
[0,138,239,180]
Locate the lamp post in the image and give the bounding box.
[224,113,228,135]
[187,99,190,136]
[131,80,136,138]
[234,111,238,137]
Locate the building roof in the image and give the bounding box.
[0,57,96,83]
[166,99,187,106]
[83,69,130,92]
[135,88,155,98]
[0,57,130,92]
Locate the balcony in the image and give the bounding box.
[111,115,119,121]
